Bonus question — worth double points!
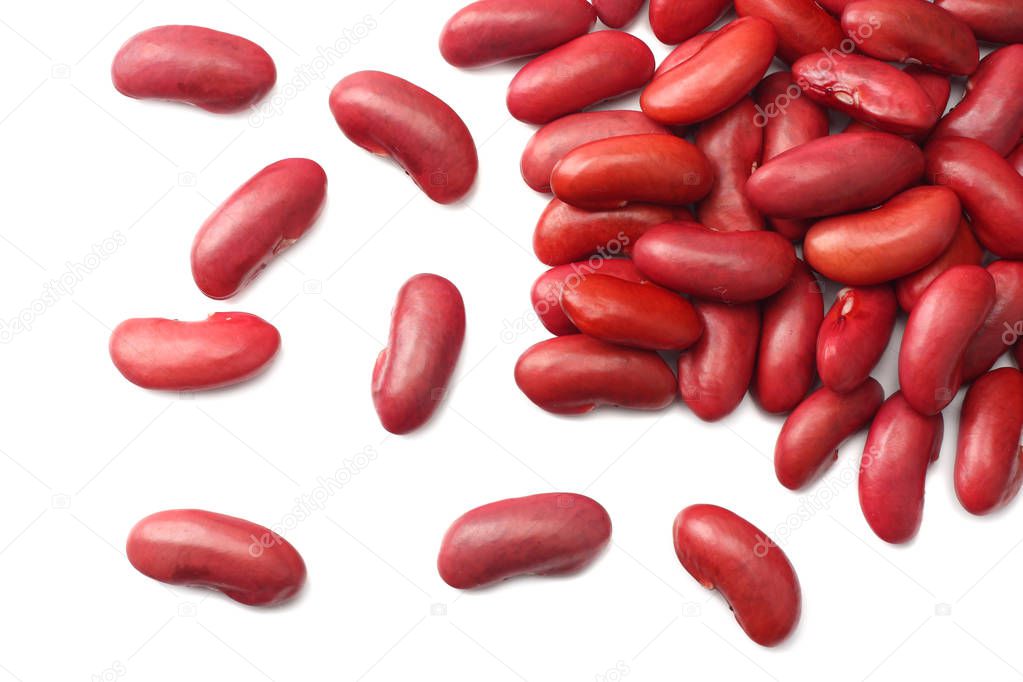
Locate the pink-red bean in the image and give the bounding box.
[593,0,644,27]
[817,285,898,393]
[694,98,764,232]
[655,31,717,77]
[962,261,1023,382]
[895,219,983,312]
[935,0,1023,45]
[531,259,645,336]
[735,0,845,64]
[649,0,730,44]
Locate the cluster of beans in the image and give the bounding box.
[106,0,1022,649]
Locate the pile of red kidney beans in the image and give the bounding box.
[105,0,1022,648]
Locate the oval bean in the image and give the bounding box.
[895,219,983,312]
[962,261,1023,382]
[531,259,645,336]
[735,0,845,64]
[649,0,730,44]
[935,0,1023,45]
[694,98,764,232]
[593,0,644,27]
[817,285,898,393]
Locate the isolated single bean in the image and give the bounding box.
[899,265,996,415]
[775,379,884,490]
[438,493,611,589]
[111,25,275,113]
[438,0,596,67]
[817,286,897,393]
[329,71,478,204]
[895,220,983,312]
[735,0,845,64]
[110,313,280,391]
[593,0,644,27]
[859,393,943,544]
[935,0,1023,45]
[649,0,730,44]
[673,504,800,647]
[515,335,676,413]
[633,222,796,302]
[550,134,713,210]
[955,367,1023,515]
[531,259,645,336]
[191,159,327,300]
[694,98,764,232]
[507,31,654,124]
[126,509,305,606]
[962,261,1023,382]
[655,31,717,77]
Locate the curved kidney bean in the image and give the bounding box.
[935,0,1023,45]
[649,0,730,44]
[373,275,464,434]
[859,393,943,544]
[521,111,670,193]
[126,509,305,606]
[532,199,688,265]
[755,261,823,414]
[507,31,654,124]
[641,18,777,127]
[439,0,595,67]
[962,261,1023,382]
[955,367,1023,515]
[531,259,645,336]
[678,301,761,421]
[840,64,951,141]
[672,504,800,647]
[899,265,996,415]
[925,136,1023,258]
[747,132,924,219]
[633,222,797,303]
[817,285,897,393]
[1010,143,1023,176]
[329,71,477,204]
[842,0,979,76]
[515,335,676,413]
[775,379,884,490]
[438,493,611,589]
[593,0,644,27]
[655,31,717,77]
[550,134,713,210]
[895,219,983,312]
[735,0,845,64]
[804,186,961,286]
[931,45,1023,156]
[110,313,279,391]
[191,159,326,300]
[694,98,764,232]
[792,53,938,136]
[562,275,703,350]
[111,25,275,113]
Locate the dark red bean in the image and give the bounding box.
[593,0,645,27]
[962,261,1023,382]
[817,285,898,393]
[531,259,645,336]
[895,219,983,312]
[655,31,717,77]
[694,98,764,232]
[649,0,730,44]
[935,0,1023,45]
[817,0,855,13]
[735,0,845,64]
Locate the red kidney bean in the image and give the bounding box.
[531,259,645,336]
[126,509,305,606]
[841,64,952,139]
[925,136,1023,258]
[1010,142,1023,176]
[895,219,983,312]
[842,0,979,76]
[191,159,327,300]
[818,285,897,393]
[792,53,938,136]
[550,134,713,210]
[935,0,1023,45]
[439,0,596,67]
[507,31,654,124]
[110,313,279,391]
[329,71,477,204]
[649,0,730,44]
[747,132,924,219]
[515,335,676,413]
[641,18,777,127]
[520,111,670,193]
[111,25,275,113]
[438,493,611,589]
[593,0,644,27]
[373,275,464,434]
[633,222,797,303]
[678,301,761,422]
[655,31,717,77]
[931,45,1023,156]
[962,261,1023,382]
[899,265,996,415]
[735,0,845,64]
[694,98,764,232]
[755,261,823,413]
[775,379,884,490]
[955,367,1023,515]
[859,393,943,544]
[562,275,703,350]
[804,186,960,286]
[532,199,689,265]
[672,504,800,647]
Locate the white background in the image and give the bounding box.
[0,1,1017,680]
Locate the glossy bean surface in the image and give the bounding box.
[962,261,1023,382]
[649,0,730,44]
[531,259,645,336]
[694,98,764,232]
[735,0,845,64]
[593,0,644,27]
[935,0,1023,45]
[895,220,983,312]
[817,286,897,393]
[655,31,717,77]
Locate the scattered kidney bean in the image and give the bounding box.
[438,493,611,589]
[649,0,730,44]
[531,259,645,336]
[775,379,884,490]
[694,98,764,232]
[673,504,800,647]
[111,25,276,113]
[126,509,305,606]
[735,0,845,64]
[935,0,1023,45]
[439,0,595,67]
[592,0,644,27]
[506,31,654,124]
[817,285,898,393]
[655,31,717,77]
[962,261,1023,382]
[515,335,676,413]
[895,219,983,312]
[955,367,1023,515]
